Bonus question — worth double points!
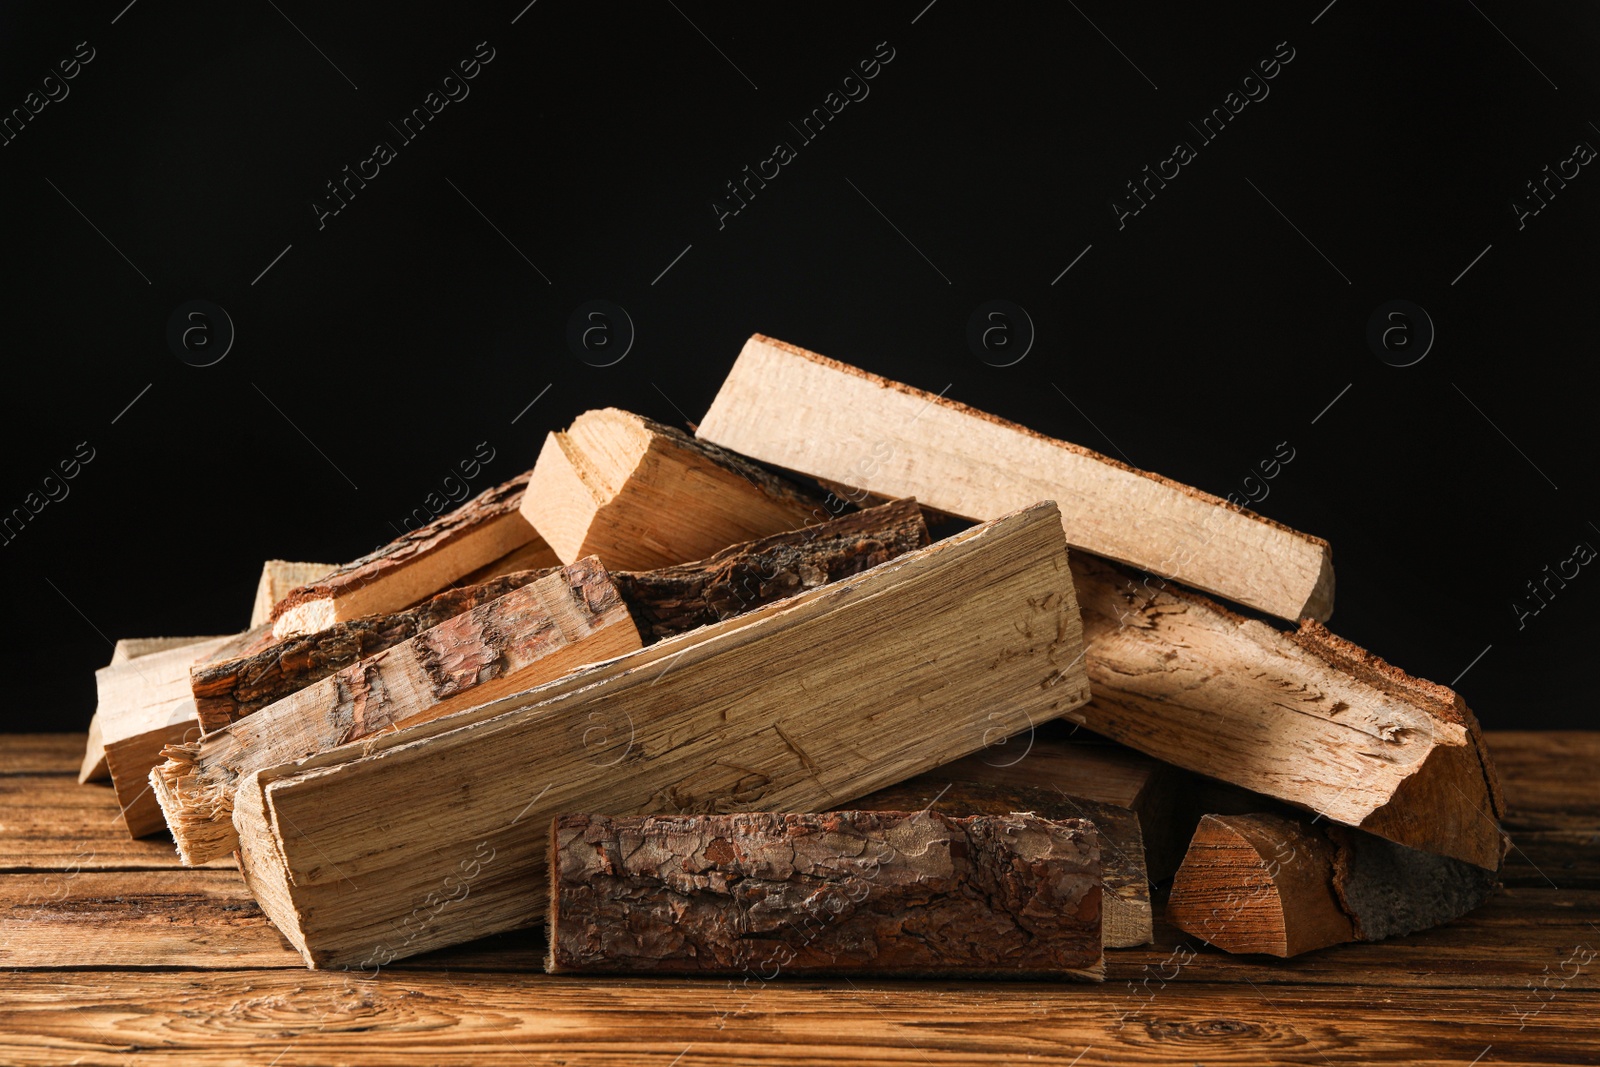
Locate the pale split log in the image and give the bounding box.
[250,561,335,628]
[522,408,824,571]
[695,334,1333,622]
[547,811,1104,979]
[230,502,1089,969]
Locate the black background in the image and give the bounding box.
[1,1,1594,734]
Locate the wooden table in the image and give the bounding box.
[2,732,1597,1065]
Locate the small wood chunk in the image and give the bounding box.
[1068,554,1507,870]
[270,470,557,639]
[249,561,334,628]
[230,503,1090,969]
[1167,812,1499,957]
[84,638,218,782]
[547,811,1103,979]
[696,334,1334,622]
[523,408,822,571]
[612,497,929,640]
[153,558,641,866]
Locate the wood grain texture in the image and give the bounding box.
[250,561,335,628]
[1069,553,1506,869]
[155,559,641,866]
[696,334,1334,622]
[232,503,1089,969]
[548,811,1103,978]
[523,407,823,571]
[271,470,556,638]
[81,636,224,784]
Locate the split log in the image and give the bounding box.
[611,497,929,640]
[249,561,334,628]
[1067,554,1506,870]
[230,502,1089,969]
[696,334,1333,622]
[153,558,641,866]
[523,408,823,571]
[546,811,1103,979]
[270,470,558,639]
[1166,812,1500,957]
[855,736,1161,947]
[81,637,223,784]
[95,635,238,837]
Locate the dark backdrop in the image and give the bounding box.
[1,1,1593,733]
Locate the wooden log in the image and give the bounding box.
[696,334,1334,622]
[96,635,238,837]
[1067,553,1507,870]
[523,408,823,571]
[1167,812,1500,957]
[854,736,1157,947]
[82,636,228,784]
[612,497,929,640]
[230,502,1090,969]
[546,810,1104,979]
[153,559,641,866]
[249,561,334,628]
[270,470,558,639]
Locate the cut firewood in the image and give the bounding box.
[612,497,928,640]
[547,811,1104,979]
[1067,553,1507,870]
[855,737,1158,947]
[96,635,238,837]
[270,470,557,639]
[523,408,823,572]
[1167,812,1499,957]
[109,637,220,664]
[153,559,641,866]
[696,334,1334,622]
[81,637,224,784]
[230,502,1089,969]
[249,561,334,628]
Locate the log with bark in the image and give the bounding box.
[695,334,1334,622]
[269,470,558,639]
[230,503,1090,969]
[1067,554,1506,870]
[249,561,334,628]
[546,811,1104,979]
[523,408,824,572]
[153,558,642,866]
[1166,812,1500,957]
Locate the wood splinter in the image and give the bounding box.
[548,811,1104,979]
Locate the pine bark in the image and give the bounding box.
[548,811,1103,979]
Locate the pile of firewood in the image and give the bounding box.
[80,334,1505,978]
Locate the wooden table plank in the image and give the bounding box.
[1491,731,1600,831]
[0,734,90,776]
[0,775,233,871]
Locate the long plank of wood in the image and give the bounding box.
[1167,812,1499,957]
[1068,553,1506,869]
[95,635,239,838]
[232,503,1090,969]
[696,334,1334,622]
[854,738,1155,947]
[155,559,642,865]
[249,560,335,627]
[80,636,224,784]
[547,810,1103,978]
[270,469,558,638]
[1,972,1596,1065]
[523,407,823,571]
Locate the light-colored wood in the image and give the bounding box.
[81,636,222,783]
[232,503,1090,969]
[1167,812,1498,957]
[271,470,557,639]
[249,560,335,627]
[1068,554,1506,869]
[547,811,1104,979]
[696,334,1334,622]
[522,408,822,571]
[153,559,641,865]
[94,635,237,838]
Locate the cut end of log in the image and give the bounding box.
[150,742,236,867]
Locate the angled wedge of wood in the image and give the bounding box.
[696,334,1333,622]
[250,561,334,628]
[80,637,223,784]
[231,503,1090,969]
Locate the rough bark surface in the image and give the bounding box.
[611,497,929,641]
[191,569,557,732]
[548,811,1103,979]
